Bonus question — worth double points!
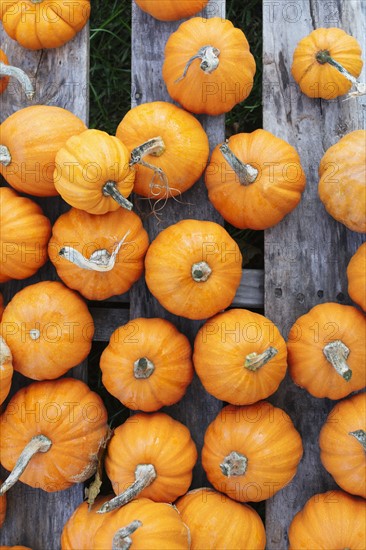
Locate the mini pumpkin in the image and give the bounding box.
[288,490,366,549]
[319,392,365,498]
[0,281,94,380]
[318,130,366,233]
[347,242,366,310]
[0,336,13,406]
[193,309,287,405]
[0,187,51,282]
[0,105,87,196]
[0,547,32,550]
[205,130,306,229]
[0,0,90,50]
[48,208,149,300]
[116,101,209,200]
[94,498,190,550]
[134,0,208,21]
[144,219,242,320]
[54,129,135,214]
[176,487,266,549]
[61,496,110,550]
[99,412,197,513]
[287,302,366,399]
[0,48,34,99]
[291,28,363,99]
[162,17,256,115]
[0,291,4,320]
[0,378,108,494]
[202,402,303,502]
[100,317,193,412]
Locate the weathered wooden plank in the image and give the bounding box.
[130,0,226,487]
[263,1,366,548]
[0,23,89,550]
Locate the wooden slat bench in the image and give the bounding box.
[0,1,365,549]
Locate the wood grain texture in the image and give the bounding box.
[130,0,226,487]
[0,23,89,550]
[263,1,366,548]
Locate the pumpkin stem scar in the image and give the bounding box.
[0,145,11,167]
[97,463,157,514]
[316,50,365,98]
[323,340,352,381]
[134,357,155,379]
[0,62,35,100]
[102,180,133,211]
[220,143,258,185]
[349,430,366,451]
[0,434,52,495]
[112,520,143,550]
[175,45,220,82]
[191,261,212,282]
[220,451,248,477]
[245,347,278,371]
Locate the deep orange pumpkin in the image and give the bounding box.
[193,309,287,405]
[0,336,13,406]
[48,208,149,300]
[162,17,256,115]
[205,130,306,229]
[100,317,193,411]
[135,0,208,21]
[347,242,366,311]
[61,496,110,550]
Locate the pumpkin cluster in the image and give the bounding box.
[1,1,365,549]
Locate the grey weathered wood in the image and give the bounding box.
[0,24,89,550]
[131,0,226,487]
[263,1,366,548]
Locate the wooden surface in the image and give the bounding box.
[130,0,226,487]
[0,25,89,550]
[263,1,366,548]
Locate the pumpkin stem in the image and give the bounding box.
[133,357,155,379]
[315,50,365,97]
[0,336,12,365]
[0,61,35,100]
[0,434,52,496]
[130,137,171,199]
[59,230,131,273]
[245,346,278,371]
[102,181,133,211]
[29,328,40,340]
[323,340,352,381]
[112,520,142,550]
[0,145,11,167]
[220,143,258,185]
[220,451,248,477]
[349,430,366,451]
[97,463,157,514]
[191,261,212,282]
[175,45,220,82]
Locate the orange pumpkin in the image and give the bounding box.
[318,130,366,233]
[176,487,266,549]
[100,317,193,412]
[288,490,366,549]
[205,130,306,229]
[0,336,13,406]
[162,17,256,115]
[0,0,90,50]
[99,412,197,513]
[0,547,32,550]
[116,101,209,200]
[319,392,365,498]
[48,208,149,300]
[0,187,51,282]
[0,291,4,320]
[0,281,94,380]
[135,0,208,21]
[193,309,287,405]
[0,480,6,528]
[291,28,363,99]
[287,303,366,399]
[0,106,87,196]
[0,48,34,99]
[201,402,303,502]
[54,129,135,214]
[144,219,242,320]
[94,498,190,549]
[0,378,108,494]
[61,496,110,550]
[347,242,366,311]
